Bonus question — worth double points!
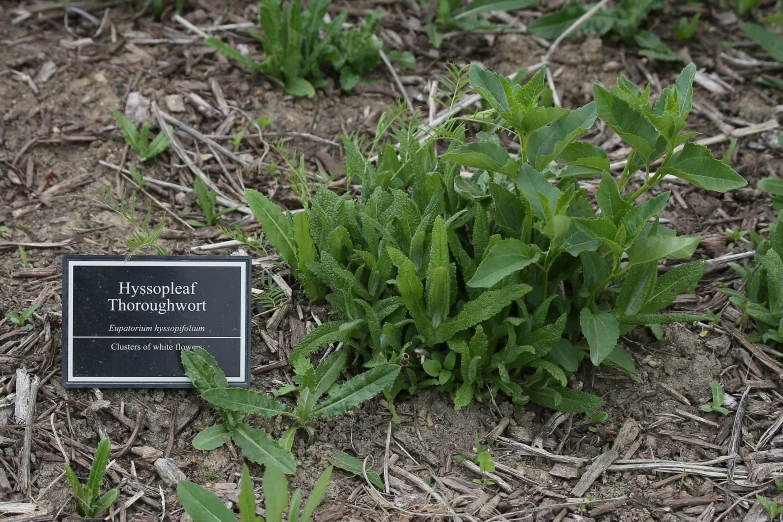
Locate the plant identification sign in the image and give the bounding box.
[62,255,251,387]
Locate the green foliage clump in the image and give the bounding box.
[110,108,171,163]
[65,438,118,517]
[720,210,783,344]
[178,462,331,522]
[5,305,38,331]
[528,0,681,61]
[246,63,746,416]
[205,0,413,97]
[183,347,399,474]
[426,0,539,48]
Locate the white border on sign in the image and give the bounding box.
[67,260,247,383]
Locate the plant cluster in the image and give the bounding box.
[188,177,241,227]
[455,435,496,486]
[64,438,118,517]
[5,305,38,331]
[426,0,538,48]
[528,0,681,62]
[178,462,331,522]
[246,63,746,415]
[206,0,413,97]
[183,346,399,473]
[110,108,171,163]
[720,210,783,344]
[88,189,167,258]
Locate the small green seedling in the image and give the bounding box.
[179,463,332,522]
[674,13,699,41]
[455,435,496,487]
[723,228,747,250]
[700,381,730,415]
[757,495,783,520]
[64,438,118,517]
[0,225,9,234]
[230,131,244,150]
[110,108,171,162]
[88,189,167,258]
[128,167,149,188]
[775,478,783,492]
[422,351,457,386]
[254,115,275,129]
[19,246,32,268]
[184,347,399,473]
[188,177,240,227]
[587,411,608,432]
[5,305,38,331]
[220,224,270,256]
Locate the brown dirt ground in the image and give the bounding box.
[2,0,783,521]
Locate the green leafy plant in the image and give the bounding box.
[110,108,171,163]
[699,380,729,415]
[221,225,270,256]
[426,0,539,48]
[231,131,244,150]
[247,63,745,416]
[528,0,679,61]
[674,14,699,41]
[723,228,747,250]
[455,435,496,486]
[775,478,783,492]
[736,0,761,17]
[757,495,783,520]
[5,305,38,331]
[205,0,412,96]
[64,438,118,517]
[183,346,399,473]
[88,189,167,257]
[18,246,32,268]
[720,210,783,344]
[760,175,783,211]
[178,462,331,522]
[188,177,241,227]
[128,167,149,188]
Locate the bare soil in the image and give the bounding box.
[2,1,783,521]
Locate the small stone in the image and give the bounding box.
[132,446,163,460]
[154,458,186,486]
[125,92,151,126]
[646,358,661,368]
[549,463,580,479]
[166,94,186,113]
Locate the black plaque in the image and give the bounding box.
[62,255,251,388]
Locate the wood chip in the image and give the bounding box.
[154,458,186,487]
[550,463,580,479]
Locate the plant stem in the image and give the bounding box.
[617,150,635,191]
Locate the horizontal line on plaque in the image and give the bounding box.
[71,336,242,339]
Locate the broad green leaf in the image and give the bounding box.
[603,345,640,382]
[527,2,586,39]
[245,189,297,267]
[202,389,291,418]
[454,382,474,410]
[595,172,631,221]
[263,464,289,521]
[329,451,384,489]
[614,263,657,317]
[527,103,597,170]
[290,320,359,360]
[516,164,560,218]
[314,349,348,399]
[301,466,333,522]
[469,64,510,112]
[530,359,567,386]
[658,143,746,192]
[593,85,660,164]
[426,216,451,327]
[642,260,706,313]
[313,365,400,418]
[626,235,700,265]
[467,239,540,288]
[489,183,525,237]
[285,77,316,97]
[673,62,697,116]
[761,250,783,313]
[741,22,783,62]
[442,141,518,176]
[193,425,228,451]
[93,490,118,514]
[388,247,432,337]
[581,251,610,292]
[580,308,620,366]
[230,423,297,474]
[759,177,783,195]
[422,359,442,377]
[545,338,580,373]
[530,386,605,413]
[434,284,531,343]
[238,464,256,522]
[177,481,237,522]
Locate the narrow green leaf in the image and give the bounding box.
[329,451,384,489]
[201,389,291,418]
[580,308,620,366]
[205,37,264,72]
[455,0,539,19]
[193,425,228,451]
[741,22,783,62]
[263,464,289,521]
[238,464,257,522]
[87,439,112,500]
[177,481,237,522]
[93,490,118,514]
[290,321,358,361]
[230,423,296,474]
[301,466,333,522]
[245,188,297,267]
[313,350,348,400]
[313,365,400,418]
